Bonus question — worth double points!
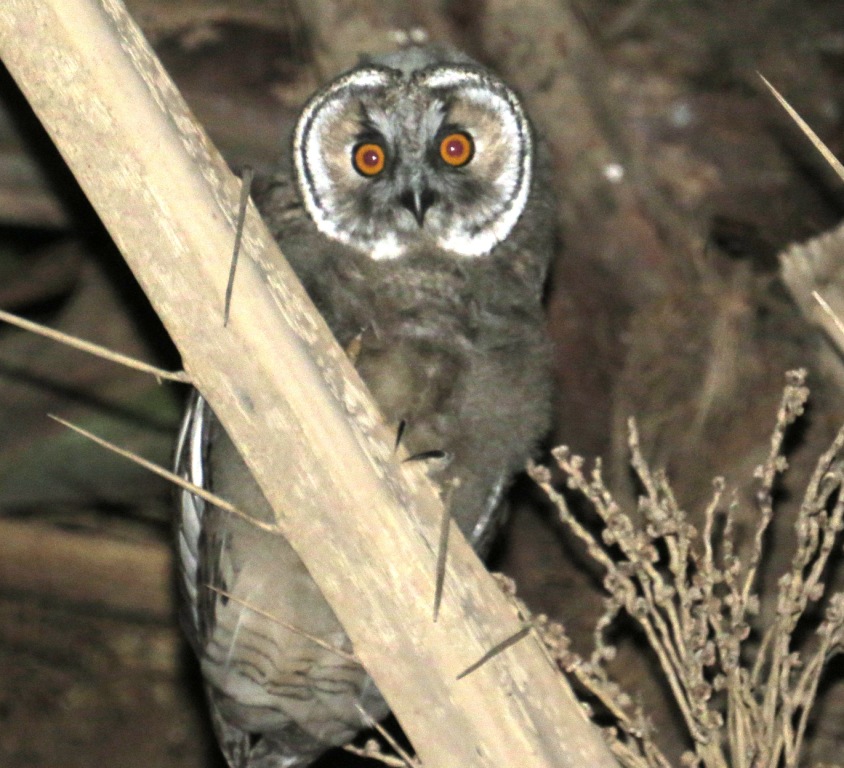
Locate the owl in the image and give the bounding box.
[175,45,556,768]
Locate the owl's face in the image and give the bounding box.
[293,60,533,260]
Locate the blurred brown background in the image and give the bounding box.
[1,0,843,765]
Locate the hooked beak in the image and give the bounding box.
[399,186,438,227]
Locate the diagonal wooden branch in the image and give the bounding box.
[0,3,617,767]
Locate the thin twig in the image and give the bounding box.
[811,290,844,339]
[203,584,358,663]
[343,744,409,768]
[456,624,532,681]
[223,165,255,326]
[628,423,696,699]
[433,482,457,622]
[48,414,278,533]
[394,418,407,451]
[0,307,189,383]
[759,74,844,183]
[740,373,806,610]
[354,702,421,768]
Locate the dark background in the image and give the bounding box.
[1,0,843,765]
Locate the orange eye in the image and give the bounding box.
[439,132,474,167]
[353,142,386,176]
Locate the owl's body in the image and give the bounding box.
[175,46,555,768]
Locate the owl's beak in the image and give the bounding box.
[399,187,437,227]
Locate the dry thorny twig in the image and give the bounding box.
[527,369,844,768]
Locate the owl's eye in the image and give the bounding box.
[439,132,474,167]
[352,142,386,177]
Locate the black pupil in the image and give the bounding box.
[362,148,380,166]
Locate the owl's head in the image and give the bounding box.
[293,49,534,260]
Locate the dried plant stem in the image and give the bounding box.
[739,372,803,610]
[0,307,190,383]
[48,414,277,533]
[354,703,421,768]
[343,743,412,768]
[812,290,844,338]
[223,165,254,326]
[203,585,358,663]
[759,75,844,184]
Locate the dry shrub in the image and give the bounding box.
[529,369,844,768]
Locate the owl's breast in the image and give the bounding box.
[301,248,473,341]
[296,246,551,513]
[354,336,461,447]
